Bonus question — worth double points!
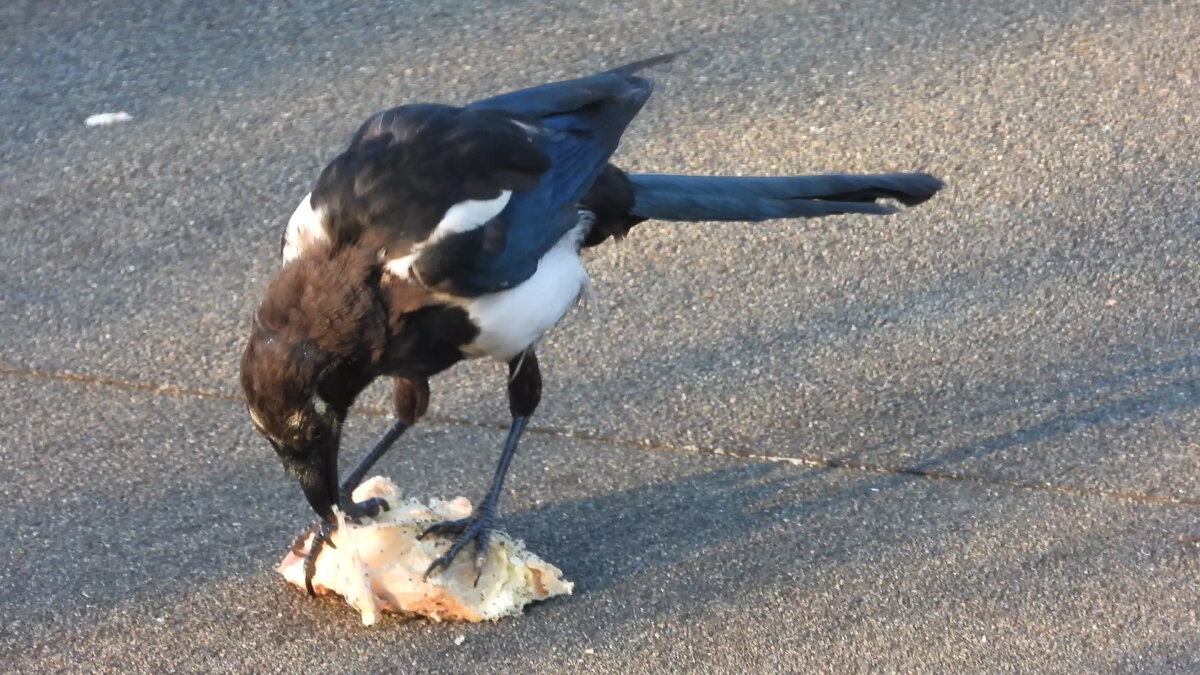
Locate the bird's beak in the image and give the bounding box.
[299,449,339,523]
[283,431,340,523]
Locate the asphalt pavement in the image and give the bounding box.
[2,0,1199,672]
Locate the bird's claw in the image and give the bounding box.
[340,495,390,521]
[290,497,389,598]
[290,520,336,556]
[419,510,494,585]
[290,520,338,597]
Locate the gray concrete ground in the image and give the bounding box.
[2,0,1198,672]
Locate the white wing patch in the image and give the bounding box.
[429,191,511,242]
[383,191,512,280]
[282,193,329,263]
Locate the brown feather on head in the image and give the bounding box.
[240,244,387,456]
[239,242,401,520]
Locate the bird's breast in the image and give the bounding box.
[452,221,590,361]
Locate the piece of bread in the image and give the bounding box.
[277,476,572,624]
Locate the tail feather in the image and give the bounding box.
[627,172,944,222]
[605,51,685,75]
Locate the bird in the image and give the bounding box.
[239,54,944,593]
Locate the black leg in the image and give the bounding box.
[421,351,541,581]
[335,419,407,519]
[341,419,409,493]
[339,375,429,516]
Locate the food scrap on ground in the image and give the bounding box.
[277,476,572,625]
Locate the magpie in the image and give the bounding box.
[240,54,943,591]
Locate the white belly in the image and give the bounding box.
[456,222,589,361]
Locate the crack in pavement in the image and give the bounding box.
[3,363,1199,509]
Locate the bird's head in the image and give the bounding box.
[240,246,386,521]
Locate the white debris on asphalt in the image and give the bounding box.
[85,112,133,127]
[453,635,466,646]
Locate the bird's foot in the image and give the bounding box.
[290,520,337,597]
[418,502,496,584]
[339,495,390,521]
[290,497,390,597]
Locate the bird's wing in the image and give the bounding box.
[409,60,667,296]
[282,56,673,296]
[282,104,549,264]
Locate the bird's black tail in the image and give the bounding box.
[626,172,944,222]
